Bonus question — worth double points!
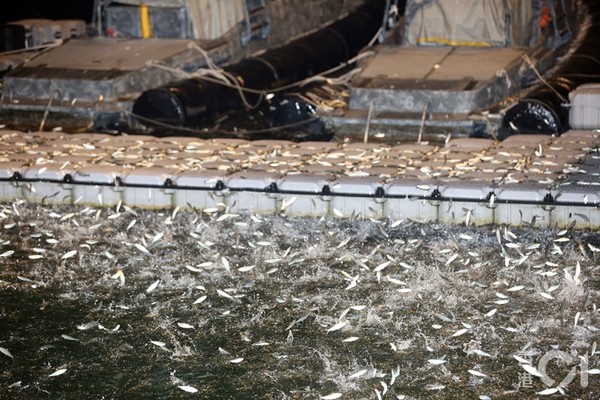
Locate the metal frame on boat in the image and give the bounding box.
[1,0,591,139]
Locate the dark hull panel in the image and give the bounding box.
[132,0,398,130]
[0,0,367,132]
[500,0,599,137]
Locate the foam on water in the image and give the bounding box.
[1,201,599,399]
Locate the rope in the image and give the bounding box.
[521,54,567,103]
[146,61,263,110]
[146,39,376,108]
[140,7,390,124]
[0,39,63,56]
[152,41,264,109]
[128,111,321,139]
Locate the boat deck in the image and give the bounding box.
[0,129,598,228]
[348,46,526,115]
[2,38,200,105]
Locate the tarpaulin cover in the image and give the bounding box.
[112,0,187,7]
[187,0,245,40]
[112,0,245,40]
[403,0,539,47]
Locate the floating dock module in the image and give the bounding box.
[494,183,554,228]
[330,176,385,219]
[383,179,440,222]
[552,182,600,229]
[173,170,226,210]
[276,174,332,217]
[437,181,495,226]
[22,163,74,205]
[569,84,600,130]
[225,171,280,214]
[0,162,22,203]
[0,129,599,228]
[73,165,124,207]
[121,167,178,209]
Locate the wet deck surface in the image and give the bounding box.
[357,47,523,84]
[347,45,530,116]
[0,129,599,228]
[23,38,194,71]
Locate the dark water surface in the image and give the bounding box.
[1,203,600,399]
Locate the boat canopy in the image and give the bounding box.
[109,0,246,40]
[112,0,187,5]
[404,0,541,47]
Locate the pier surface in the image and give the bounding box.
[0,129,598,228]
